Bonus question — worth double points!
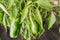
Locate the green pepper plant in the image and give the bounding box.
[0,0,60,40]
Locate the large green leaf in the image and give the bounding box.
[20,2,32,23]
[10,18,21,38]
[30,13,38,34]
[33,8,44,35]
[48,13,56,29]
[36,0,55,10]
[10,6,18,18]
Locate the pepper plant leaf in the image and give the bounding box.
[36,0,55,10]
[10,18,21,38]
[48,13,56,29]
[20,2,32,23]
[30,13,38,34]
[0,3,10,16]
[0,11,3,23]
[8,0,15,9]
[33,8,44,35]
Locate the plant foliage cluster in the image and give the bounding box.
[0,0,60,40]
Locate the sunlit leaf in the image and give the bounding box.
[48,13,56,29]
[10,6,18,18]
[20,4,32,23]
[0,4,10,16]
[3,14,7,31]
[10,18,21,38]
[8,0,15,9]
[30,13,38,34]
[33,8,44,35]
[36,0,55,10]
